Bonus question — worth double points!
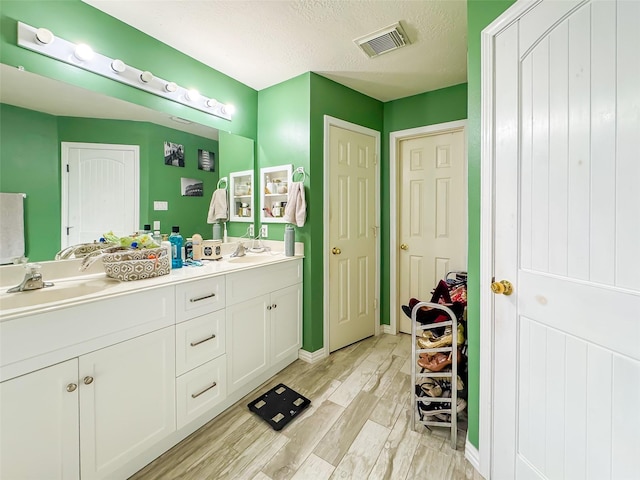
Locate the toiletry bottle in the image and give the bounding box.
[223,223,228,243]
[212,222,222,240]
[169,226,183,269]
[192,233,203,260]
[161,234,171,259]
[152,230,162,246]
[285,224,295,256]
[143,224,152,235]
[185,237,193,261]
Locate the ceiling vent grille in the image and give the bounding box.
[354,22,410,58]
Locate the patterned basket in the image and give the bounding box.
[101,247,170,281]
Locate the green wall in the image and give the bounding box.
[0,104,59,261]
[1,104,219,260]
[381,83,468,328]
[466,0,516,449]
[257,73,313,349]
[0,0,257,139]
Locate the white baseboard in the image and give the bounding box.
[381,324,394,335]
[465,434,483,478]
[298,347,328,364]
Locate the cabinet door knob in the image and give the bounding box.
[267,305,272,310]
[66,383,77,393]
[272,304,277,309]
[83,376,94,385]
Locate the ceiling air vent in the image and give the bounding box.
[354,22,410,58]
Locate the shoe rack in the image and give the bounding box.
[410,302,461,450]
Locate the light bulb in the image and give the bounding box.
[165,82,178,93]
[74,44,94,61]
[110,59,126,73]
[222,104,236,115]
[35,28,54,45]
[185,89,199,101]
[206,98,218,108]
[140,71,153,83]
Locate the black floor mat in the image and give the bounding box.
[247,383,311,431]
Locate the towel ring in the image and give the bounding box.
[290,167,306,183]
[216,177,228,189]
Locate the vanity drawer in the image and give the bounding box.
[175,276,225,323]
[175,310,225,376]
[176,355,226,429]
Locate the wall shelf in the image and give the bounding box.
[229,169,254,223]
[260,165,292,224]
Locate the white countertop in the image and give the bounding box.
[0,241,303,321]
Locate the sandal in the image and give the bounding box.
[417,378,442,397]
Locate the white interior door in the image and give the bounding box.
[327,121,378,352]
[398,129,466,334]
[490,1,640,478]
[61,142,139,247]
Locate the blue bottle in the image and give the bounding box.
[169,226,183,269]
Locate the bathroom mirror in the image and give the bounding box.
[0,64,254,262]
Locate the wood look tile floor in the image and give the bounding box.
[130,333,484,480]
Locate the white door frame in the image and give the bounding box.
[388,120,468,336]
[479,1,544,478]
[61,142,140,248]
[323,115,381,356]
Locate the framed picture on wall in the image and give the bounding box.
[198,149,215,172]
[164,141,185,167]
[181,178,203,197]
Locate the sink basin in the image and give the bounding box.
[227,255,272,265]
[0,277,119,311]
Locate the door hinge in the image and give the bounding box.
[374,298,378,309]
[372,226,378,237]
[66,164,69,173]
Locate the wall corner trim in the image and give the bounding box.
[465,434,482,477]
[298,348,328,364]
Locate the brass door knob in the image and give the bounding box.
[491,280,513,295]
[332,247,341,255]
[400,244,408,250]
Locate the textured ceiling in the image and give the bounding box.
[82,0,467,102]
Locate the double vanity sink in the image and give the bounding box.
[0,241,303,480]
[0,245,282,319]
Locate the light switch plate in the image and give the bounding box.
[153,221,160,230]
[248,224,254,237]
[153,201,168,211]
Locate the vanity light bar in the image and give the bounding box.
[16,22,233,121]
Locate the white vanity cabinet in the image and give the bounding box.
[0,359,80,480]
[79,327,176,480]
[225,259,302,394]
[0,327,176,480]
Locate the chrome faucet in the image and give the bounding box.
[6,264,54,293]
[230,242,247,258]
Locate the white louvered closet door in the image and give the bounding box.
[492,1,640,479]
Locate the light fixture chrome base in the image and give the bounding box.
[17,21,233,121]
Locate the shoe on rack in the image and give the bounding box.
[402,304,450,325]
[416,378,442,398]
[417,348,463,372]
[417,324,465,349]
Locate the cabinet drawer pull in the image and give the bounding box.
[191,381,217,399]
[190,334,216,347]
[83,376,94,385]
[189,293,216,303]
[66,383,77,392]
